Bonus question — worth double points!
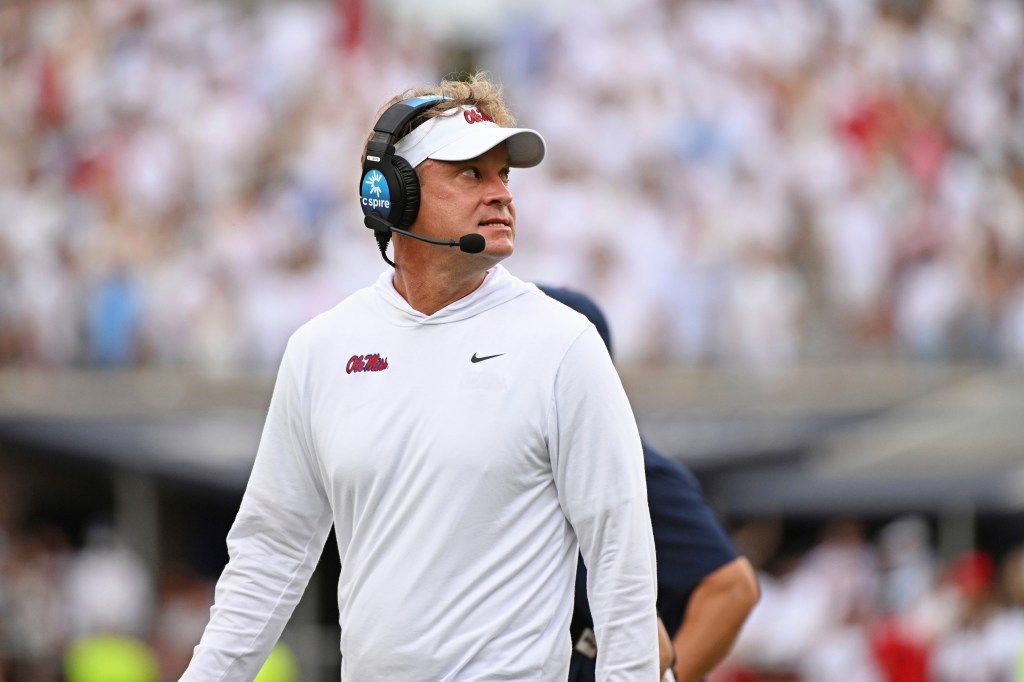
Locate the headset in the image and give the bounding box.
[359,95,451,265]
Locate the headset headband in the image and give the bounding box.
[366,96,451,158]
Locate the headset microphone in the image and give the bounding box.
[458,233,486,254]
[387,225,486,254]
[364,214,486,265]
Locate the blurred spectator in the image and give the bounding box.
[150,566,213,680]
[1,525,71,682]
[877,516,936,616]
[85,267,145,367]
[928,550,1024,682]
[64,520,153,639]
[868,517,936,682]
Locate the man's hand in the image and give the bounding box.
[658,617,674,678]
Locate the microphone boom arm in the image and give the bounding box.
[364,214,486,265]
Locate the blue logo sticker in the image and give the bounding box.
[360,169,391,218]
[401,95,450,108]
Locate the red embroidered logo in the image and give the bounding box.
[346,353,389,374]
[463,108,494,124]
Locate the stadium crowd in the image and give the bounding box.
[719,518,1024,682]
[0,0,1022,371]
[2,514,1024,681]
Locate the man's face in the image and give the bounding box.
[412,143,516,261]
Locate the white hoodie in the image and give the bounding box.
[182,265,658,681]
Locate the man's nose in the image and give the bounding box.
[485,176,512,206]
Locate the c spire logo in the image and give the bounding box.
[364,170,384,197]
[360,169,391,217]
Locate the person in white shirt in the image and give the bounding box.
[181,72,659,681]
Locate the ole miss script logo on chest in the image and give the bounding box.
[346,353,389,374]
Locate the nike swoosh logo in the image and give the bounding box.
[471,352,505,363]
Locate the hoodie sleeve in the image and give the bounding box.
[181,334,333,681]
[550,327,660,681]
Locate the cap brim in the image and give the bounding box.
[428,127,546,168]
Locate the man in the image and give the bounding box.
[538,286,760,682]
[181,74,659,680]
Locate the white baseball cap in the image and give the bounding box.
[394,104,546,169]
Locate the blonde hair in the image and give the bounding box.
[373,72,517,140]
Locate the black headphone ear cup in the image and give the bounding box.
[391,156,421,229]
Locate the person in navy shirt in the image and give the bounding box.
[538,285,760,682]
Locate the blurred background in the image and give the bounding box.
[1,0,1024,679]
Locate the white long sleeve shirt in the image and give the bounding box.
[182,265,658,681]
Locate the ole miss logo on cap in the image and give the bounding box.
[463,108,494,124]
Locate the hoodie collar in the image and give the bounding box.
[373,265,531,326]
